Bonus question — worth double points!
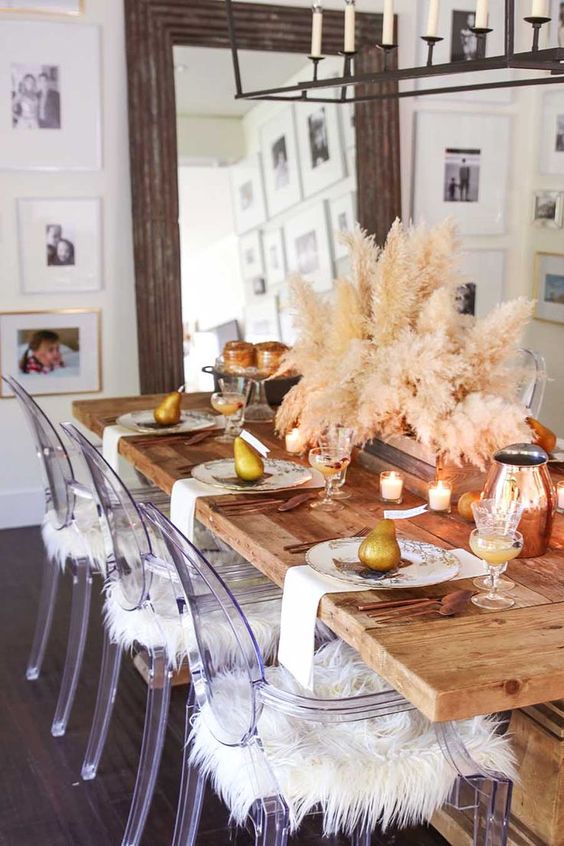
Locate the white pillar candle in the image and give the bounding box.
[285,427,305,454]
[475,0,488,29]
[531,0,549,16]
[311,5,323,57]
[428,480,452,512]
[425,0,440,37]
[382,0,395,45]
[380,471,404,502]
[344,0,355,52]
[557,481,564,512]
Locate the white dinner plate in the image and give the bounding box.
[191,458,312,492]
[116,409,218,435]
[305,537,460,589]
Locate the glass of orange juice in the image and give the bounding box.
[210,390,246,442]
[308,447,350,512]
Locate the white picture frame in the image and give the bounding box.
[239,230,264,281]
[262,228,286,287]
[295,100,345,198]
[229,153,267,234]
[457,250,505,318]
[328,192,357,261]
[244,298,281,343]
[532,190,563,228]
[0,308,101,396]
[415,0,511,103]
[0,0,82,12]
[534,252,564,325]
[260,106,302,218]
[413,111,510,236]
[0,20,101,170]
[284,202,333,293]
[17,197,102,293]
[539,91,564,175]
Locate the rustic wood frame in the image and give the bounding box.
[124,0,401,393]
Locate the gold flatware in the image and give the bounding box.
[284,526,371,553]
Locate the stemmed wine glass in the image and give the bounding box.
[210,376,249,443]
[308,447,350,512]
[469,499,524,610]
[318,426,354,500]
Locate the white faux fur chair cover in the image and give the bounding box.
[41,501,106,571]
[189,639,516,837]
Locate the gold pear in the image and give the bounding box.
[527,416,557,454]
[358,518,401,572]
[154,388,183,427]
[234,436,264,482]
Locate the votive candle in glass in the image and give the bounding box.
[557,481,564,514]
[285,427,305,454]
[380,470,404,504]
[428,480,452,513]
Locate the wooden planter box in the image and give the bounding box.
[361,434,488,500]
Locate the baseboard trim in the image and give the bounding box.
[0,488,44,530]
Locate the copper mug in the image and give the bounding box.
[482,443,557,558]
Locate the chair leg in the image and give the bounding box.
[472,776,512,846]
[51,556,92,737]
[251,796,290,846]
[81,629,123,780]
[350,826,372,846]
[171,688,205,846]
[121,646,172,846]
[26,554,61,680]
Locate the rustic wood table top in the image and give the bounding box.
[73,392,564,723]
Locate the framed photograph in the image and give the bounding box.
[295,101,345,198]
[284,202,333,292]
[413,112,510,235]
[262,228,286,287]
[17,197,102,293]
[0,20,101,170]
[229,153,267,234]
[532,190,563,228]
[260,106,302,217]
[252,277,266,296]
[551,0,564,47]
[239,230,263,280]
[0,308,101,396]
[534,252,564,325]
[328,192,357,260]
[0,0,82,12]
[456,250,505,318]
[244,298,281,343]
[539,91,564,175]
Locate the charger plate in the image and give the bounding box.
[192,458,312,492]
[305,537,460,589]
[116,409,218,435]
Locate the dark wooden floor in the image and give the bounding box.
[0,526,450,846]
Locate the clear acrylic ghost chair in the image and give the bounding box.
[142,503,515,846]
[514,349,547,419]
[61,422,283,846]
[4,375,102,738]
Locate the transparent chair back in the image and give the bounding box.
[62,423,151,611]
[513,348,546,419]
[5,375,74,530]
[142,503,265,747]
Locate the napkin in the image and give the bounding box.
[102,424,146,488]
[277,547,487,691]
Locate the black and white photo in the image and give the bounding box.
[284,202,333,292]
[11,64,60,129]
[238,230,264,281]
[229,154,266,234]
[271,135,289,189]
[444,148,481,202]
[556,115,564,152]
[450,11,485,62]
[263,228,286,287]
[455,282,476,316]
[307,107,330,169]
[46,223,75,265]
[533,190,563,228]
[260,108,302,216]
[540,92,564,174]
[329,192,356,261]
[295,230,319,275]
[296,101,344,198]
[252,277,266,296]
[460,250,505,317]
[239,181,253,211]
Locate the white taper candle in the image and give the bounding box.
[382,0,395,45]
[475,0,488,29]
[531,0,550,16]
[344,0,355,52]
[311,5,323,57]
[425,0,440,37]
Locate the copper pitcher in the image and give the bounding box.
[482,443,556,558]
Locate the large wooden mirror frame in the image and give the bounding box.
[124,0,401,393]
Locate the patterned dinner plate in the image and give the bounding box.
[305,537,460,589]
[116,409,218,435]
[191,458,312,492]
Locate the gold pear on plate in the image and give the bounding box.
[234,436,264,482]
[154,386,184,427]
[358,518,401,572]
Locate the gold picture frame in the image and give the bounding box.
[533,251,564,326]
[0,307,102,397]
[0,0,83,15]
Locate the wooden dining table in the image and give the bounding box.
[74,391,564,846]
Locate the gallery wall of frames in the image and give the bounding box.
[0,0,139,527]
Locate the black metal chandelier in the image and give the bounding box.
[225,0,564,103]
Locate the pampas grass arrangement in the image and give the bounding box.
[275,219,534,469]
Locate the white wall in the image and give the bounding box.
[0,0,138,528]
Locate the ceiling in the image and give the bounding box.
[173,46,308,117]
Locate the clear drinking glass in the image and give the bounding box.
[469,498,525,610]
[210,390,246,442]
[308,447,350,512]
[318,426,354,500]
[472,498,523,594]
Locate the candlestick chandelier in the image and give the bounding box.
[225,0,564,103]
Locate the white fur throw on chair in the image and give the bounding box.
[189,639,516,837]
[41,503,106,571]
